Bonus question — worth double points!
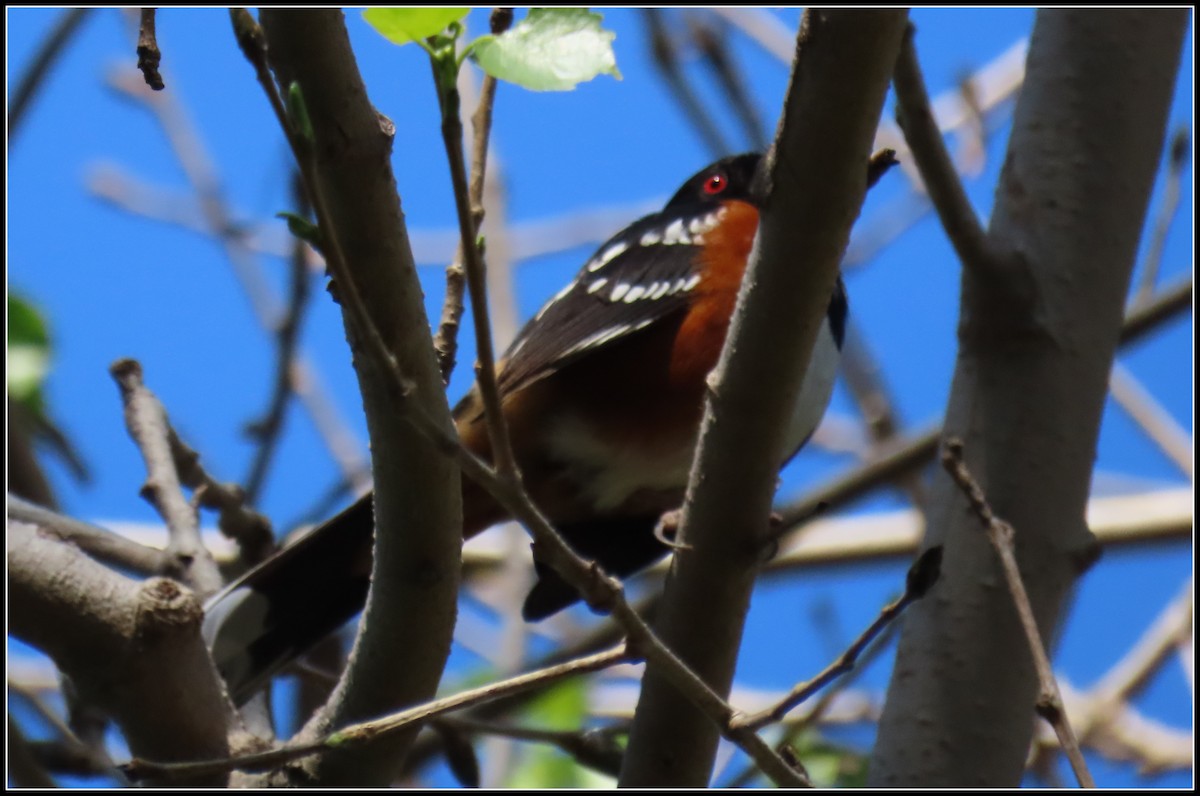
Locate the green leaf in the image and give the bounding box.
[363,7,470,45]
[472,8,621,92]
[276,211,323,251]
[791,733,870,788]
[504,678,609,789]
[7,293,51,407]
[286,82,314,144]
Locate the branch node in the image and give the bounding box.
[136,9,165,91]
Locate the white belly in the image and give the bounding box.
[780,319,840,462]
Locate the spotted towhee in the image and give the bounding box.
[204,151,893,705]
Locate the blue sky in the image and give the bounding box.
[7,7,1193,788]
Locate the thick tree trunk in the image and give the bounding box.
[869,9,1187,787]
[259,9,462,786]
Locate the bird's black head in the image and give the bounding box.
[664,152,764,211]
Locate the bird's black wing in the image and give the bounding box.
[496,203,728,398]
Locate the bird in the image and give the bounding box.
[203,150,894,706]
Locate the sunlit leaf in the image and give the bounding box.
[472,8,621,92]
[363,7,469,45]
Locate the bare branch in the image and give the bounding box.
[124,643,631,783]
[872,12,1188,784]
[8,715,57,787]
[104,55,372,493]
[110,358,224,596]
[622,10,908,786]
[643,9,731,158]
[250,10,463,783]
[8,7,93,139]
[776,272,1192,538]
[1108,362,1193,479]
[243,173,316,508]
[941,438,1095,788]
[9,521,236,784]
[690,13,768,150]
[439,716,625,779]
[136,8,164,90]
[1133,128,1188,304]
[7,493,170,575]
[732,546,941,732]
[893,25,995,277]
[1120,273,1192,346]
[432,9,511,384]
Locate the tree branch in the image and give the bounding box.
[620,9,909,786]
[6,494,170,575]
[8,7,93,139]
[247,9,463,784]
[110,358,224,596]
[892,25,995,276]
[871,12,1188,785]
[124,643,630,783]
[940,439,1095,787]
[432,8,511,384]
[9,521,236,785]
[136,8,164,90]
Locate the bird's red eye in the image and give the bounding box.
[703,173,726,195]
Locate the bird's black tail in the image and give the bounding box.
[202,495,374,707]
[203,501,673,704]
[522,515,670,621]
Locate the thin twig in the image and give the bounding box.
[837,326,927,506]
[709,7,796,63]
[109,358,223,596]
[892,25,994,275]
[1119,274,1191,347]
[9,680,128,784]
[722,624,898,787]
[940,438,1095,789]
[105,61,372,494]
[244,170,316,505]
[433,8,510,384]
[439,716,626,779]
[643,9,731,158]
[6,494,170,575]
[1133,128,1188,305]
[1108,362,1193,480]
[690,13,768,150]
[775,273,1193,536]
[167,427,274,568]
[432,35,519,481]
[123,644,631,783]
[776,427,941,533]
[136,8,164,90]
[732,546,941,731]
[8,7,93,139]
[1088,577,1193,710]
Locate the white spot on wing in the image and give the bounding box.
[649,281,671,299]
[640,229,662,246]
[587,240,628,272]
[663,219,689,245]
[683,274,701,291]
[587,277,608,294]
[624,285,646,303]
[610,282,631,302]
